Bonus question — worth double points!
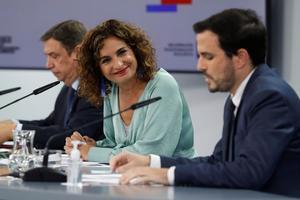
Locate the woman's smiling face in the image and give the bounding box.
[98,36,138,86]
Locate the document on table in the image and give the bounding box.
[80,163,121,184]
[61,154,107,166]
[82,173,121,184]
[0,158,9,165]
[1,141,13,146]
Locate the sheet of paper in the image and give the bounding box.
[1,141,13,146]
[0,148,11,153]
[0,158,9,165]
[82,161,108,167]
[82,173,121,184]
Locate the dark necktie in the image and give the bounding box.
[223,98,236,162]
[64,88,76,127]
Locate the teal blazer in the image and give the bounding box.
[88,68,196,162]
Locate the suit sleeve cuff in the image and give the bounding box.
[149,154,161,168]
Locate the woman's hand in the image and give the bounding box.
[64,131,96,160]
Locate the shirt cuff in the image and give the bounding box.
[167,166,176,185]
[149,155,175,185]
[149,154,161,168]
[11,119,22,130]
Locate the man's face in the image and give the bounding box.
[43,38,78,86]
[196,30,235,93]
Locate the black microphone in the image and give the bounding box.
[33,81,60,95]
[131,96,161,110]
[0,81,60,110]
[0,87,21,96]
[22,96,162,182]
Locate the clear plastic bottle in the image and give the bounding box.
[67,140,82,185]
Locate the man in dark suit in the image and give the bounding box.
[109,9,300,197]
[0,20,103,149]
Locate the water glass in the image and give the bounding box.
[8,130,35,174]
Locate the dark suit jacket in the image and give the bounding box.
[20,85,104,150]
[160,64,300,197]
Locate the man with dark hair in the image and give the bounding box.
[0,20,103,149]
[110,9,300,197]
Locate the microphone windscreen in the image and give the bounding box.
[131,97,162,110]
[33,81,60,95]
[23,167,66,182]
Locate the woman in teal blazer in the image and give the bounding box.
[64,19,195,163]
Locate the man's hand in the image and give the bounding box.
[0,120,15,144]
[110,151,150,173]
[119,167,169,185]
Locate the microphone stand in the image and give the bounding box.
[0,81,60,110]
[22,96,162,182]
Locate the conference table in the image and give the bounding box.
[0,166,297,200]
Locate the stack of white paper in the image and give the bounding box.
[82,173,121,184]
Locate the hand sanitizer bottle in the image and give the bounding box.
[67,140,82,185]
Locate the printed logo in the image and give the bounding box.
[0,36,20,54]
[146,0,192,13]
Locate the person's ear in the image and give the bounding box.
[233,48,250,69]
[71,44,81,61]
